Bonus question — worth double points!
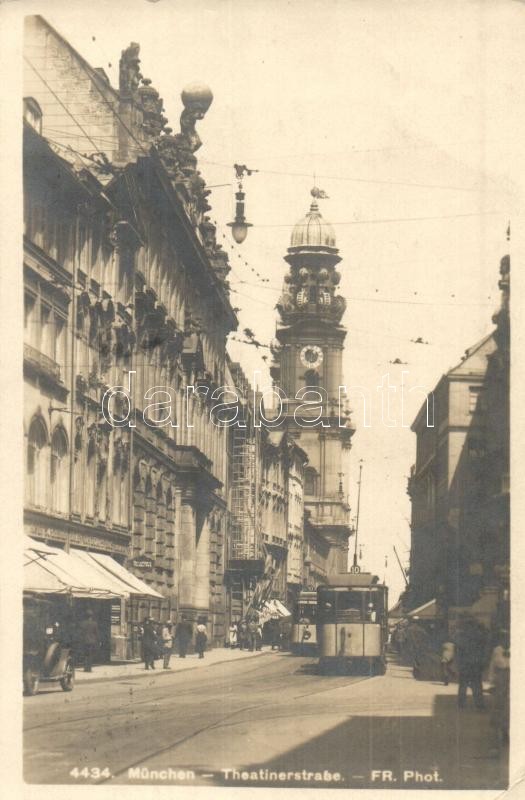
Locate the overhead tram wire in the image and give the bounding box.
[242,210,502,229]
[230,277,493,309]
[28,66,497,313]
[200,160,481,193]
[26,55,152,164]
[24,57,104,156]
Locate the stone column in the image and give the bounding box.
[194,512,210,612]
[179,489,197,609]
[173,487,183,607]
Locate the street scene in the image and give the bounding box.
[24,650,506,789]
[17,0,516,792]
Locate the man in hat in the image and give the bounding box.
[79,609,99,673]
[455,614,487,710]
[141,617,157,670]
[175,616,193,658]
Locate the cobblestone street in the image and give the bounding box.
[24,652,507,789]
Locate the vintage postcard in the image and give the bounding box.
[0,0,523,797]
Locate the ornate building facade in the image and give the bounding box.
[23,15,237,650]
[225,361,308,618]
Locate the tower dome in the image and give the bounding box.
[289,191,337,251]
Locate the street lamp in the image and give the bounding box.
[227,164,256,243]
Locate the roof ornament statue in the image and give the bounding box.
[179,83,213,154]
[119,42,142,98]
[311,186,329,199]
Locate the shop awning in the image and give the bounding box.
[406,599,440,620]
[72,550,163,599]
[24,541,121,598]
[24,535,59,556]
[23,536,164,600]
[265,598,292,618]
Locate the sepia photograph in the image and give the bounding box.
[1,0,521,794]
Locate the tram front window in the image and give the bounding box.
[366,591,384,622]
[337,591,364,622]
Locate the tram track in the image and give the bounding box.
[97,675,370,785]
[24,655,363,734]
[24,654,375,785]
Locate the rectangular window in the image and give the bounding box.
[40,303,52,358]
[54,315,66,367]
[119,248,134,306]
[24,292,36,341]
[469,386,481,413]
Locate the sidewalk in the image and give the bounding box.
[370,657,509,789]
[75,646,268,684]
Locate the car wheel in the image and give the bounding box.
[24,669,39,696]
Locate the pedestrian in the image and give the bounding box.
[247,617,258,651]
[175,616,193,658]
[256,623,263,651]
[440,638,455,686]
[270,618,281,651]
[238,620,248,650]
[141,618,157,670]
[161,622,173,669]
[455,615,487,710]
[405,622,430,679]
[195,620,208,659]
[301,622,312,655]
[228,621,238,649]
[78,609,99,673]
[488,629,510,750]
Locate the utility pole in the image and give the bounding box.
[352,459,364,568]
[393,545,408,586]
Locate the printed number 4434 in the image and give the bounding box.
[70,767,111,779]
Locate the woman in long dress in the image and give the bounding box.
[228,621,238,648]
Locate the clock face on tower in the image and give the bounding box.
[300,344,323,368]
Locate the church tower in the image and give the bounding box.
[271,190,355,577]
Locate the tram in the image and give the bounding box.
[290,590,318,653]
[317,571,388,674]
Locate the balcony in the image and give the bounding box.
[24,343,61,383]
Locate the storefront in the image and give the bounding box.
[23,537,163,662]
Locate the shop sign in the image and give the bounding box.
[131,555,154,570]
[110,601,121,626]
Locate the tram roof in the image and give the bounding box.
[320,573,384,588]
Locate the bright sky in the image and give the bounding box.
[20,0,523,602]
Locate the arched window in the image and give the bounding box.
[85,434,96,518]
[426,472,436,510]
[304,369,320,387]
[27,417,48,506]
[145,475,155,556]
[304,467,318,497]
[23,97,43,133]
[155,482,165,562]
[165,488,175,570]
[50,426,69,513]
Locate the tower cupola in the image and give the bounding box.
[290,193,338,252]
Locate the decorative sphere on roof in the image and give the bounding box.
[181,83,213,114]
[290,195,337,250]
